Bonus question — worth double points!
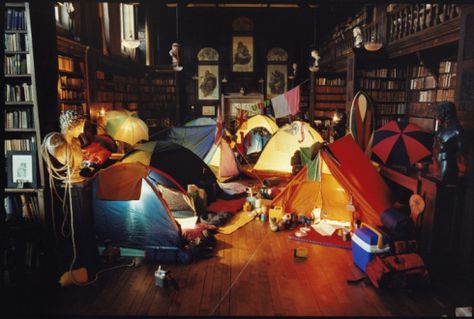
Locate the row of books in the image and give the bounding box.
[5,33,28,51]
[5,83,32,102]
[59,75,84,89]
[4,137,35,155]
[316,77,345,86]
[376,103,407,115]
[58,55,75,72]
[439,60,457,74]
[438,73,456,89]
[59,102,85,114]
[151,95,176,102]
[315,86,346,94]
[113,75,139,84]
[411,65,431,78]
[410,76,436,90]
[4,53,31,75]
[366,91,406,103]
[358,67,407,78]
[5,8,27,31]
[5,110,33,129]
[359,78,406,90]
[435,88,455,102]
[415,90,436,102]
[58,88,85,101]
[4,194,40,223]
[114,83,139,92]
[377,116,402,128]
[315,102,346,110]
[151,78,176,86]
[316,94,346,102]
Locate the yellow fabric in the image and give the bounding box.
[254,121,323,174]
[271,166,352,223]
[235,115,279,144]
[217,211,255,235]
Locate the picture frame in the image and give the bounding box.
[145,118,158,128]
[202,106,216,116]
[266,64,288,98]
[198,64,220,100]
[232,36,254,72]
[6,151,37,188]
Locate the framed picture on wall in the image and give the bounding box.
[266,64,287,98]
[198,65,219,100]
[6,151,37,188]
[202,106,216,116]
[232,36,253,72]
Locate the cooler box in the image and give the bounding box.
[352,223,390,272]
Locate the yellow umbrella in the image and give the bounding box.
[104,110,149,146]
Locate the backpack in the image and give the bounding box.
[365,253,430,289]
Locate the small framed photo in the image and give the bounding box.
[232,36,253,72]
[6,151,37,188]
[145,118,159,128]
[266,64,288,99]
[198,65,219,100]
[202,106,216,116]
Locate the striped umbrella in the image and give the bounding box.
[371,121,432,167]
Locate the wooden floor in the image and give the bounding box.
[4,218,473,317]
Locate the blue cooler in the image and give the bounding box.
[352,223,390,272]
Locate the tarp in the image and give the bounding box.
[271,135,393,225]
[92,162,195,250]
[253,121,324,175]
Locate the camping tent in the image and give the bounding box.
[235,115,279,155]
[185,117,216,127]
[251,121,324,179]
[121,141,219,202]
[159,124,239,181]
[92,162,195,251]
[271,135,393,226]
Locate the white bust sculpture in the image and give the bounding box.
[353,27,363,48]
[309,50,320,72]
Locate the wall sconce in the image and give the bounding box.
[122,33,141,49]
[309,50,320,73]
[221,76,228,83]
[288,63,298,80]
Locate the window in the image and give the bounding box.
[120,3,137,57]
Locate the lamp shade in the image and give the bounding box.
[104,110,149,146]
[122,39,140,49]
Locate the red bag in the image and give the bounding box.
[366,253,430,289]
[81,142,111,165]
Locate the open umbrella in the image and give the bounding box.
[104,110,149,146]
[371,121,432,167]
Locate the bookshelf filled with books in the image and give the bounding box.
[56,36,89,117]
[3,2,46,280]
[407,59,457,131]
[313,75,346,119]
[355,66,408,128]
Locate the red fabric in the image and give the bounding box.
[323,135,392,227]
[371,134,399,163]
[96,163,148,200]
[402,135,432,165]
[82,142,111,165]
[284,86,301,115]
[288,227,352,250]
[376,120,400,133]
[207,198,246,214]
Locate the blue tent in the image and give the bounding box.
[92,162,195,251]
[185,117,216,127]
[165,125,217,159]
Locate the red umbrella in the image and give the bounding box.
[371,121,433,167]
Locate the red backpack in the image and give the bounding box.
[365,253,430,289]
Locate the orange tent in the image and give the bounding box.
[271,135,392,226]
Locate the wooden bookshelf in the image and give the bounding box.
[56,36,89,117]
[355,66,408,128]
[313,75,346,119]
[3,2,46,283]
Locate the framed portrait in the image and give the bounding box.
[198,65,219,100]
[232,36,253,72]
[145,118,158,128]
[202,106,216,116]
[6,151,37,188]
[266,64,288,98]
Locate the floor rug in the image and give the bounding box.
[217,211,255,235]
[288,227,352,250]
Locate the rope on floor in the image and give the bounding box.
[210,227,271,315]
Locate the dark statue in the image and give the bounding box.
[433,101,465,184]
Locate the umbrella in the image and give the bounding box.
[371,121,432,167]
[104,110,149,146]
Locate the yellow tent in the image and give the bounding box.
[235,115,279,144]
[252,121,324,177]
